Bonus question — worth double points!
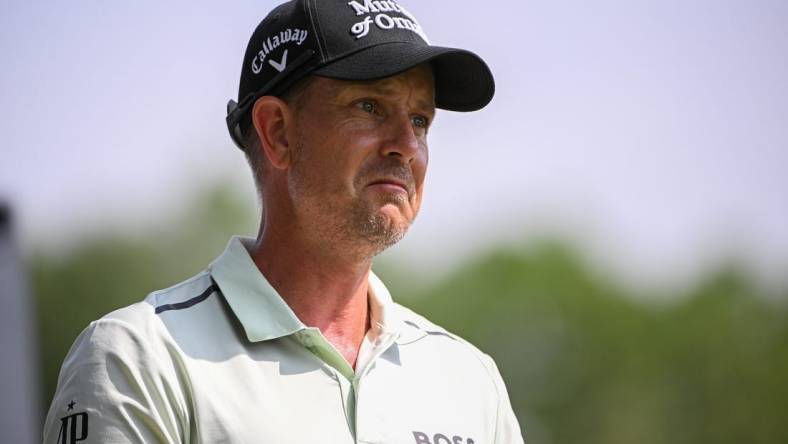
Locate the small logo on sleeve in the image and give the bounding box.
[57,401,89,444]
[413,431,475,444]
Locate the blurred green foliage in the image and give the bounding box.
[31,184,788,443]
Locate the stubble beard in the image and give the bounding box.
[288,140,413,260]
[350,195,410,256]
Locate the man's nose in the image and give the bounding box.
[379,113,421,162]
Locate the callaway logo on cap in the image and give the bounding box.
[226,0,495,149]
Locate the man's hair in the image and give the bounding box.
[242,76,315,199]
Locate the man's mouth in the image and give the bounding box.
[367,178,410,195]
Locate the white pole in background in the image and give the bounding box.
[0,202,40,442]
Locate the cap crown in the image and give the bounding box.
[238,0,430,102]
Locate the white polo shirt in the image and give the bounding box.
[44,237,523,444]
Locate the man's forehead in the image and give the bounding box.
[314,64,435,106]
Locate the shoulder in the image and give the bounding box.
[71,270,215,347]
[391,302,500,379]
[56,271,213,373]
[392,302,487,354]
[145,270,217,316]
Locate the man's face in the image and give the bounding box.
[286,64,435,257]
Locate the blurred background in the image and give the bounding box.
[2,0,787,442]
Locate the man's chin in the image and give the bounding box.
[362,209,411,253]
[377,202,411,220]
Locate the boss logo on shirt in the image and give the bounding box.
[413,431,475,444]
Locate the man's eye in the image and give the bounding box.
[357,100,376,113]
[412,115,429,128]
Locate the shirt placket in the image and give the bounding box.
[295,327,400,444]
[295,328,358,441]
[353,331,400,444]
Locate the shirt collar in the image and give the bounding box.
[209,236,404,343]
[367,267,404,342]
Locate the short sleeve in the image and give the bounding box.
[43,319,189,444]
[487,355,524,444]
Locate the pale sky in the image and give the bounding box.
[2,0,787,291]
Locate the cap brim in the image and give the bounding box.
[312,43,495,112]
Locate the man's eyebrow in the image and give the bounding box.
[339,80,396,96]
[419,97,437,113]
[340,81,436,112]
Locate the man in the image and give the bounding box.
[44,1,523,443]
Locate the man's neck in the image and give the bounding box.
[251,230,372,370]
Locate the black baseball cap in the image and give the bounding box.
[226,0,495,149]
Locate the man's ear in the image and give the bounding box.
[251,96,294,170]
